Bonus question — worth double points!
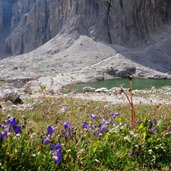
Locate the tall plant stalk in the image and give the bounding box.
[121,75,136,128]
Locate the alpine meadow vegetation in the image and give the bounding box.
[1,78,171,170]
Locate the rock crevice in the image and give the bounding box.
[106,0,112,44]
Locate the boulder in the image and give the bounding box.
[83,86,96,93]
[23,82,32,94]
[95,87,109,93]
[0,89,23,104]
[109,87,122,95]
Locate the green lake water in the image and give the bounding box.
[76,78,171,93]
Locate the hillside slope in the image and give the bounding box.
[0,0,171,58]
[0,0,171,89]
[0,31,171,81]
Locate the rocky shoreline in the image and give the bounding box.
[1,75,171,112]
[0,0,171,107]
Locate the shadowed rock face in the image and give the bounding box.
[0,0,16,43]
[0,0,171,58]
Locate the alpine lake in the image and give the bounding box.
[64,78,171,93]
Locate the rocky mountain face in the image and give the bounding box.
[0,0,171,58]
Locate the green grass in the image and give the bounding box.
[2,97,171,131]
[1,96,171,170]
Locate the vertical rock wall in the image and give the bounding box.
[0,0,170,58]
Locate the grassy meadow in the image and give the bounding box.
[1,93,171,170]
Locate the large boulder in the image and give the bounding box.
[0,89,23,104]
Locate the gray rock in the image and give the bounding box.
[95,87,109,93]
[106,67,136,77]
[23,82,32,94]
[83,86,96,93]
[0,0,170,89]
[109,87,122,95]
[0,0,171,58]
[0,89,23,104]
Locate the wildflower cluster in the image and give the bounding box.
[81,113,120,138]
[0,116,22,141]
[44,125,62,164]
[1,114,171,170]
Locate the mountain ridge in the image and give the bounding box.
[0,0,171,58]
[0,0,171,92]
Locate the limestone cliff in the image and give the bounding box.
[0,0,171,58]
